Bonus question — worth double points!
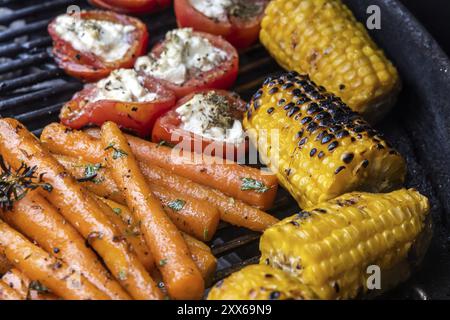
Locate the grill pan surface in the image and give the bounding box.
[0,0,449,299]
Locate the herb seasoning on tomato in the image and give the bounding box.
[152,90,248,160]
[174,0,269,49]
[60,69,176,137]
[135,28,239,98]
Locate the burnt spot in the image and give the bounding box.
[310,148,317,157]
[265,274,274,279]
[315,208,327,214]
[306,122,318,133]
[298,137,308,147]
[328,141,339,151]
[318,151,325,159]
[253,99,261,110]
[269,291,281,300]
[285,168,292,176]
[321,134,333,144]
[335,166,346,174]
[291,88,302,96]
[268,87,279,95]
[287,106,300,117]
[300,116,312,125]
[267,107,275,114]
[284,102,295,110]
[295,130,304,139]
[342,153,354,164]
[278,98,286,106]
[281,82,294,90]
[361,159,369,168]
[290,220,300,227]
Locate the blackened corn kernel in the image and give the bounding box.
[243,72,406,208]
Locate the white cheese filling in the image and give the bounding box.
[92,69,157,103]
[176,92,245,144]
[54,14,136,62]
[189,0,232,22]
[135,28,227,85]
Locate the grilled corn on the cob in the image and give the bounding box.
[207,264,316,300]
[243,72,406,208]
[260,0,400,122]
[260,189,431,299]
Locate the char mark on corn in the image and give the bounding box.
[243,72,406,208]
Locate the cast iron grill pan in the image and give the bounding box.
[0,0,449,299]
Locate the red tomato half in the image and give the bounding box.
[141,31,239,99]
[152,90,248,160]
[48,11,148,82]
[174,0,269,49]
[60,78,176,137]
[89,0,172,14]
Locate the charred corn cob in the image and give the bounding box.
[207,264,316,300]
[260,0,400,122]
[260,189,431,299]
[243,72,406,208]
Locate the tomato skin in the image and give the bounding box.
[60,79,176,137]
[151,90,248,160]
[174,0,268,49]
[89,0,172,14]
[143,31,239,99]
[48,11,149,82]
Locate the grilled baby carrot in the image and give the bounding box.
[0,219,109,300]
[101,199,217,282]
[101,121,205,300]
[0,190,130,300]
[0,118,162,300]
[1,268,59,300]
[94,197,155,271]
[55,154,220,241]
[41,123,278,210]
[40,125,278,232]
[0,279,22,300]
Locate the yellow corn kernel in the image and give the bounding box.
[260,0,400,123]
[260,189,431,299]
[244,72,406,208]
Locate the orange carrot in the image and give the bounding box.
[1,268,59,300]
[55,154,219,241]
[101,121,204,300]
[0,219,110,300]
[40,124,278,231]
[0,191,130,300]
[0,118,162,300]
[41,123,278,210]
[101,199,217,282]
[94,197,154,271]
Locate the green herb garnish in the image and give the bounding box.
[167,199,186,211]
[240,177,270,193]
[29,281,49,293]
[113,207,122,215]
[203,228,209,241]
[118,270,128,281]
[0,156,53,210]
[159,259,167,267]
[76,163,103,182]
[105,143,128,160]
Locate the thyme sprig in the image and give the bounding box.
[0,156,53,211]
